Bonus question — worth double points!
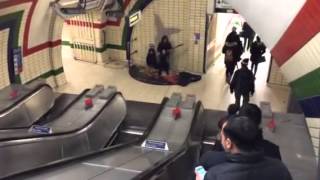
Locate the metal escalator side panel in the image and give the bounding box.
[131,102,204,180]
[0,85,55,129]
[86,94,127,150]
[0,92,124,179]
[6,98,168,179]
[24,86,55,125]
[0,83,49,115]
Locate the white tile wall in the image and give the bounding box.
[268,59,288,86]
[306,117,320,157]
[0,29,10,89]
[55,73,67,87]
[0,2,66,88]
[130,0,207,73]
[20,50,51,83]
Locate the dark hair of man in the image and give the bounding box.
[218,104,239,129]
[256,36,261,42]
[223,116,259,152]
[161,35,168,42]
[239,104,262,126]
[227,104,239,115]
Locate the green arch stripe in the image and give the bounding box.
[290,67,320,99]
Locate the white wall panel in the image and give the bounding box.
[280,33,320,82]
[225,0,306,49]
[0,29,10,89]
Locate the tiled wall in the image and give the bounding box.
[102,0,136,62]
[0,29,10,89]
[306,118,320,158]
[268,59,288,86]
[0,1,66,88]
[63,11,103,64]
[130,0,207,73]
[205,14,217,70]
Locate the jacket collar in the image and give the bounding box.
[226,151,264,164]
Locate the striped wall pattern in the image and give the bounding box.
[0,0,66,87]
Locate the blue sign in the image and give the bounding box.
[30,125,52,134]
[142,139,169,151]
[12,47,23,75]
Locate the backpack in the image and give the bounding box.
[225,49,234,62]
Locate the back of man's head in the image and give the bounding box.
[223,116,259,152]
[256,36,261,42]
[227,104,239,116]
[239,104,262,126]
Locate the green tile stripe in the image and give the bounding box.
[26,67,64,84]
[0,11,24,84]
[62,0,146,55]
[290,67,320,99]
[0,11,23,47]
[62,41,124,52]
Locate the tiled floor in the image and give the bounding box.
[57,46,290,113]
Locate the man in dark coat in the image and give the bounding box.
[225,27,244,62]
[222,41,238,83]
[230,58,255,108]
[157,35,172,76]
[197,116,292,180]
[241,22,255,50]
[250,36,266,76]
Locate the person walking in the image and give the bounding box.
[222,41,238,83]
[241,22,255,50]
[250,36,266,76]
[230,59,255,108]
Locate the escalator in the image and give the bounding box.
[0,81,54,129]
[9,93,204,180]
[0,85,127,179]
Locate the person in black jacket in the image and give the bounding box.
[241,22,255,50]
[157,35,172,76]
[198,104,281,171]
[250,36,266,76]
[197,116,292,180]
[225,27,244,62]
[146,46,158,77]
[239,103,282,160]
[223,28,244,83]
[222,41,238,83]
[230,58,255,108]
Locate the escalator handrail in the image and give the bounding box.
[6,97,169,179]
[132,101,203,180]
[0,91,120,142]
[0,89,89,136]
[0,83,51,116]
[34,89,90,126]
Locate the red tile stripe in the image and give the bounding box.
[0,0,61,57]
[271,0,320,66]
